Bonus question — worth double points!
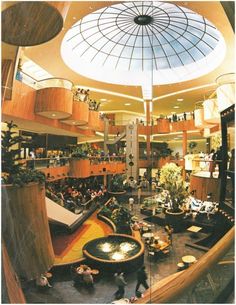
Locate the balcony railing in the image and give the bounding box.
[23,156,126,170]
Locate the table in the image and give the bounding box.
[150,240,169,251]
[142,232,154,239]
[187,225,202,239]
[187,225,202,233]
[182,255,196,264]
[131,216,139,222]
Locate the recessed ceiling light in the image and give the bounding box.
[72,121,76,124]
[173,106,180,109]
[125,103,131,106]
[177,98,184,101]
[73,17,76,20]
[52,113,56,117]
[100,98,107,102]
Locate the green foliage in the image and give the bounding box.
[188,141,197,151]
[71,142,96,159]
[142,197,157,208]
[2,121,23,175]
[1,121,45,186]
[159,163,188,212]
[109,174,126,192]
[111,206,132,227]
[156,142,173,159]
[99,205,112,218]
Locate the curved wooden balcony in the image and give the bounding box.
[156,118,170,133]
[171,119,196,132]
[35,87,73,119]
[61,101,89,126]
[88,110,100,129]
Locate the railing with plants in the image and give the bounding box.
[23,155,126,170]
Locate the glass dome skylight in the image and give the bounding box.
[61,1,226,86]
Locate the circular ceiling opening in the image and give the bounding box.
[134,15,153,25]
[61,1,226,85]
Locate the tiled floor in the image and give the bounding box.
[23,195,208,304]
[24,192,232,304]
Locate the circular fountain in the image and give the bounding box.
[83,234,144,272]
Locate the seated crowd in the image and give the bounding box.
[46,177,107,214]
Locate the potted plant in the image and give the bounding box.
[108,174,126,199]
[69,143,93,178]
[159,162,189,231]
[2,121,54,280]
[111,206,132,234]
[188,141,197,153]
[156,142,173,168]
[141,196,162,216]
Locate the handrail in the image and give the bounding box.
[136,226,234,303]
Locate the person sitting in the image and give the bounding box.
[164,224,173,245]
[36,274,52,289]
[82,266,94,287]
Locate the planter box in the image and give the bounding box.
[165,209,185,232]
[69,159,90,178]
[2,183,55,280]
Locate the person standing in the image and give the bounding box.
[114,272,127,299]
[208,149,216,177]
[135,266,149,292]
[215,146,223,178]
[228,148,235,204]
[137,186,142,205]
[129,197,134,212]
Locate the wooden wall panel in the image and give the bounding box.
[35,88,73,119]
[88,111,100,129]
[108,125,126,134]
[2,183,55,280]
[157,157,171,168]
[2,80,36,120]
[50,2,71,21]
[2,242,26,304]
[2,59,13,101]
[156,119,170,133]
[172,119,196,132]
[190,174,220,201]
[62,101,89,125]
[90,162,126,176]
[40,166,69,178]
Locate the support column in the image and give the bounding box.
[126,124,139,180]
[146,101,151,162]
[182,130,187,180]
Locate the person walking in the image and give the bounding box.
[114,272,127,299]
[135,266,149,292]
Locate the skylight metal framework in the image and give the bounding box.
[61,1,226,86]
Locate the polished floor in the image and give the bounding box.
[23,195,208,304]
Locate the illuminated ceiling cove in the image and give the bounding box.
[61,1,226,86]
